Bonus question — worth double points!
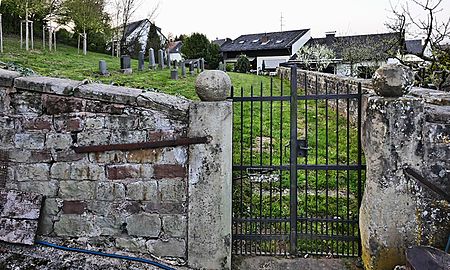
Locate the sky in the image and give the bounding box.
[135,0,450,40]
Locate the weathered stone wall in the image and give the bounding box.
[0,69,232,269]
[360,88,450,269]
[278,67,372,123]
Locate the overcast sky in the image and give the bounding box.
[135,0,450,40]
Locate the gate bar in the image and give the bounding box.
[289,65,298,255]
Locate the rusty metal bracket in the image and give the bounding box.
[73,136,211,153]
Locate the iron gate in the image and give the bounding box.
[231,66,365,257]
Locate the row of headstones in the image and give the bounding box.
[99,49,205,80]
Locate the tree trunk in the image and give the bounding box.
[83,29,87,55]
[25,6,29,51]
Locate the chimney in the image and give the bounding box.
[325,31,336,45]
[261,34,269,43]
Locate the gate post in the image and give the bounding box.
[289,65,298,254]
[188,71,232,269]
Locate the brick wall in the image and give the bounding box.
[0,70,192,260]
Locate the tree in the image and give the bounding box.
[386,0,450,88]
[181,32,210,59]
[181,32,221,69]
[145,22,162,55]
[62,0,108,55]
[296,44,336,72]
[235,54,251,73]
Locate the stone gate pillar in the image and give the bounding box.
[360,63,450,269]
[187,71,232,269]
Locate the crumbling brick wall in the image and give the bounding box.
[0,70,192,260]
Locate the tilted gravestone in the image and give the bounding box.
[158,49,165,69]
[120,55,132,74]
[99,60,108,75]
[149,48,156,69]
[138,51,145,71]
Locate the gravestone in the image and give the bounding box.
[138,51,145,71]
[190,63,195,76]
[181,61,186,77]
[167,49,171,68]
[149,48,156,69]
[120,55,132,74]
[171,69,178,80]
[99,60,108,75]
[196,60,200,73]
[200,58,205,72]
[158,49,165,69]
[174,60,178,69]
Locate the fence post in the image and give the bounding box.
[188,70,232,269]
[289,65,298,255]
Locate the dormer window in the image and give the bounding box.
[252,39,259,43]
[275,39,284,44]
[261,40,270,45]
[239,40,245,44]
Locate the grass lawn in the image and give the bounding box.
[1,35,363,256]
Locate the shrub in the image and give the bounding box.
[235,55,251,73]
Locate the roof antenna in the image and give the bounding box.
[280,12,284,31]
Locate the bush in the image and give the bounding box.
[226,63,234,72]
[235,55,251,73]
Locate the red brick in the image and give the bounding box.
[106,164,141,180]
[21,117,53,130]
[85,100,125,115]
[43,95,84,114]
[62,201,86,214]
[153,164,186,179]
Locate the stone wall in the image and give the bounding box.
[0,69,232,269]
[278,67,372,123]
[360,86,450,269]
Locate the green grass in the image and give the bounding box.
[1,35,363,256]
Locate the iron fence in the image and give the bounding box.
[231,66,366,257]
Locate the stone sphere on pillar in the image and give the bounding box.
[195,70,232,101]
[372,63,414,97]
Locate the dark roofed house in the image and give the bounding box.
[212,38,232,48]
[220,29,311,74]
[168,41,183,62]
[406,39,424,55]
[290,32,402,78]
[118,19,168,57]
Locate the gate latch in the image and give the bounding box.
[297,139,309,157]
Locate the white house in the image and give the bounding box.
[168,41,183,62]
[120,19,167,54]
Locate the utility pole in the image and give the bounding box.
[280,12,285,32]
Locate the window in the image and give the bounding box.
[275,40,284,44]
[252,39,259,43]
[239,40,245,44]
[261,40,271,45]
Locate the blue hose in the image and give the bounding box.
[35,240,176,270]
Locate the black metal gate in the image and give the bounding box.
[231,66,365,257]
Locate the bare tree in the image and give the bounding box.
[388,0,450,58]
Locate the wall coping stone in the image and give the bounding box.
[2,72,191,116]
[410,87,450,106]
[0,69,21,88]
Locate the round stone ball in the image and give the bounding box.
[195,70,231,101]
[372,63,414,97]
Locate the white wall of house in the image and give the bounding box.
[257,56,290,74]
[126,20,167,52]
[170,52,183,62]
[291,29,311,56]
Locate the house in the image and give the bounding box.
[289,32,402,78]
[219,29,311,73]
[168,41,183,62]
[118,19,167,56]
[212,38,232,48]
